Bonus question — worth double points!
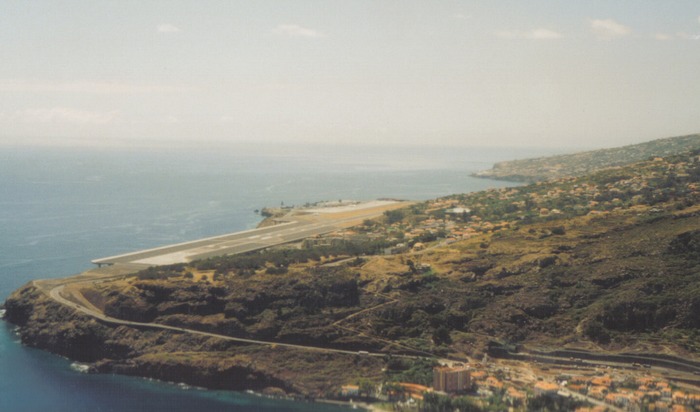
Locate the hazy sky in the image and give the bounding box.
[1,1,699,149]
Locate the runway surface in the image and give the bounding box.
[92,200,410,267]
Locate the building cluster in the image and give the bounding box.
[451,154,700,227]
[340,384,359,397]
[386,383,432,403]
[417,200,511,239]
[430,364,526,408]
[341,362,700,411]
[562,374,700,411]
[384,201,507,247]
[430,365,700,411]
[467,366,530,408]
[326,200,501,255]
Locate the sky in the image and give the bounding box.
[0,1,699,149]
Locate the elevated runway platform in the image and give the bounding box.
[92,200,410,267]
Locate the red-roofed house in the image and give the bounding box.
[534,381,559,397]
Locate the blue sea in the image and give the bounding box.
[0,143,559,411]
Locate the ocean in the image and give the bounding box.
[0,143,558,411]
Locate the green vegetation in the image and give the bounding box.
[451,149,700,227]
[526,395,590,411]
[193,239,392,276]
[422,392,482,412]
[384,209,405,224]
[384,358,438,386]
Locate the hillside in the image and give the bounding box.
[4,147,700,399]
[474,133,700,182]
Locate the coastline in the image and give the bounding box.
[3,266,386,409]
[0,145,562,411]
[5,138,700,407]
[2,199,414,409]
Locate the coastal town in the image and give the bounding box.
[339,357,700,411]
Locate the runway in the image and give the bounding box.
[91,200,410,267]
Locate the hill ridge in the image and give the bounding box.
[474,133,700,182]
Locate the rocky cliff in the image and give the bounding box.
[4,283,382,398]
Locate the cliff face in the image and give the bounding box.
[96,355,296,393]
[3,284,381,397]
[5,285,114,362]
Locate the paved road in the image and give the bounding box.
[514,349,700,385]
[48,283,401,358]
[35,268,427,360]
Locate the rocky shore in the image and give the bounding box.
[3,283,381,399]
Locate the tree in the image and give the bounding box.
[432,326,452,345]
[357,378,375,398]
[452,396,482,412]
[528,394,589,411]
[406,259,417,274]
[550,226,566,235]
[422,392,453,412]
[384,209,404,224]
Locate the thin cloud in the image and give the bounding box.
[0,79,198,94]
[157,23,181,33]
[676,32,700,40]
[496,28,562,40]
[3,107,118,124]
[590,19,631,39]
[454,13,471,20]
[653,33,673,40]
[653,32,699,41]
[529,28,562,39]
[273,24,324,38]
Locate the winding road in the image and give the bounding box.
[47,283,383,357]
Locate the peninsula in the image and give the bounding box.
[474,133,700,183]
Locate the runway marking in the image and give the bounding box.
[91,201,413,266]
